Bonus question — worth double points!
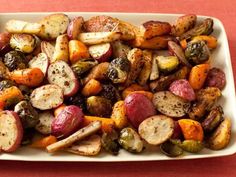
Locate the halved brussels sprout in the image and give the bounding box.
[160,140,183,157]
[71,59,98,76]
[101,130,120,155]
[156,55,179,73]
[4,51,27,71]
[171,139,204,153]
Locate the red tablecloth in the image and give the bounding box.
[0,0,236,176]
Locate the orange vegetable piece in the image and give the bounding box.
[111,101,128,129]
[178,119,204,141]
[192,35,217,49]
[180,39,187,49]
[189,63,210,90]
[9,68,44,87]
[54,104,66,117]
[69,40,90,64]
[126,91,153,101]
[0,86,24,107]
[122,84,147,99]
[83,115,115,133]
[31,135,57,148]
[81,79,102,97]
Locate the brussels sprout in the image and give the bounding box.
[118,127,143,153]
[171,139,204,153]
[18,85,33,101]
[101,130,120,155]
[14,100,39,129]
[87,96,112,117]
[99,84,121,103]
[71,59,98,76]
[10,34,36,53]
[202,106,223,133]
[156,56,179,73]
[180,18,214,40]
[107,57,131,83]
[160,140,183,157]
[4,51,28,71]
[65,93,87,112]
[0,80,15,91]
[185,40,210,65]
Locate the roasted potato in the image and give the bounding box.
[111,101,128,129]
[52,34,69,63]
[112,40,131,59]
[10,34,36,53]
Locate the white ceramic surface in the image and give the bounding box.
[0,12,235,161]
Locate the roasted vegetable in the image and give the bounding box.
[41,41,55,63]
[138,115,174,145]
[188,87,221,120]
[138,50,152,85]
[202,106,223,133]
[69,40,90,63]
[192,35,217,49]
[14,100,39,129]
[0,111,23,152]
[71,59,98,76]
[178,119,204,141]
[67,16,84,40]
[185,40,210,65]
[156,55,179,73]
[52,34,69,63]
[0,32,11,56]
[107,57,131,84]
[111,101,128,129]
[180,18,214,40]
[65,93,86,112]
[160,140,183,157]
[101,130,120,155]
[204,67,226,90]
[153,91,190,117]
[99,84,121,103]
[0,79,15,91]
[149,55,159,80]
[112,41,131,59]
[10,34,36,53]
[119,127,143,153]
[122,84,147,99]
[87,96,112,117]
[29,52,49,76]
[66,135,102,156]
[31,135,57,149]
[171,139,204,153]
[35,111,54,135]
[4,51,27,71]
[171,14,197,37]
[88,43,112,63]
[207,117,231,150]
[81,79,102,97]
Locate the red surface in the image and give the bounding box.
[0,0,236,176]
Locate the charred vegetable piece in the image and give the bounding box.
[71,59,98,77]
[205,68,226,90]
[112,41,131,59]
[4,51,27,71]
[99,84,121,103]
[14,100,39,129]
[185,40,210,65]
[149,55,159,81]
[0,32,12,56]
[188,87,221,120]
[207,117,231,150]
[153,91,190,117]
[156,55,179,73]
[101,130,120,155]
[65,93,87,112]
[180,18,214,40]
[202,106,223,133]
[119,127,143,153]
[10,34,36,53]
[160,140,183,157]
[87,96,112,117]
[0,80,15,91]
[107,57,131,84]
[171,139,204,153]
[138,50,152,85]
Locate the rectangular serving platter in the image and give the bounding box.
[0,12,235,162]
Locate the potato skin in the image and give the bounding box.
[51,105,84,138]
[125,93,156,128]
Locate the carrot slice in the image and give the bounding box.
[82,79,102,97]
[31,135,57,148]
[0,86,24,107]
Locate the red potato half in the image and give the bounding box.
[30,84,64,110]
[51,105,84,138]
[67,16,84,40]
[88,43,112,63]
[124,93,156,129]
[29,53,49,75]
[47,61,79,97]
[0,111,23,152]
[41,41,55,63]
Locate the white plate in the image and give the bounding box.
[0,12,235,162]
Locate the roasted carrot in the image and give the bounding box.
[122,84,147,99]
[180,39,187,49]
[83,115,115,133]
[192,35,217,49]
[111,101,128,129]
[178,119,204,141]
[9,68,44,87]
[31,135,57,148]
[69,40,90,64]
[82,79,102,97]
[189,64,210,90]
[0,86,24,107]
[54,104,66,117]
